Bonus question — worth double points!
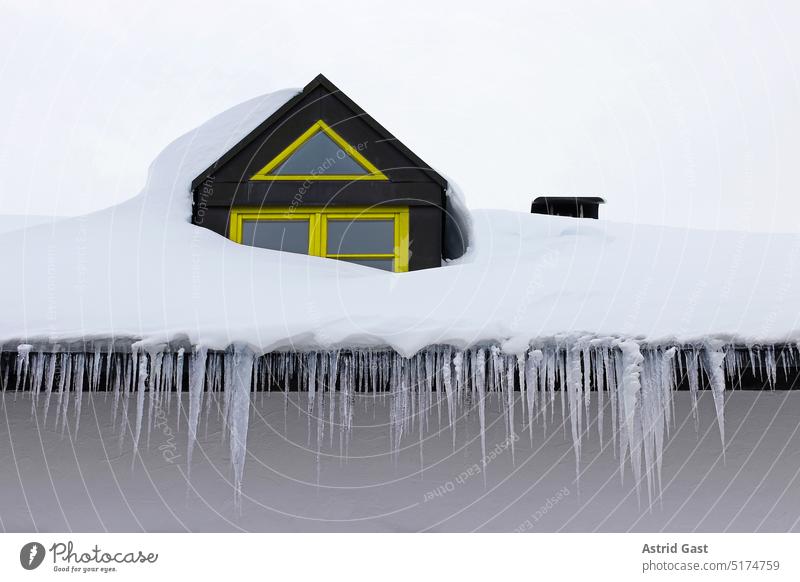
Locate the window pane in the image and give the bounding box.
[241,219,309,254]
[326,219,394,255]
[337,258,394,271]
[272,131,368,176]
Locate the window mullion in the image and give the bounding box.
[314,211,325,257]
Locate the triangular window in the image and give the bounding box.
[250,120,387,180]
[273,131,367,175]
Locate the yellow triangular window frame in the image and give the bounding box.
[250,120,388,181]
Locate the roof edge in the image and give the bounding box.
[190,74,447,191]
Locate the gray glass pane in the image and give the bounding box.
[273,131,368,176]
[337,258,394,272]
[241,220,309,254]
[327,219,394,255]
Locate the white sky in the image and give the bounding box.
[1,0,799,232]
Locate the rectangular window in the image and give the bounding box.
[241,219,310,254]
[326,219,395,255]
[228,207,409,272]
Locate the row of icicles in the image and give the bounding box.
[3,340,798,509]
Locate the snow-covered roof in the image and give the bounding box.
[2,89,799,354]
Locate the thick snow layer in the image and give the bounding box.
[1,89,800,353]
[4,207,800,353]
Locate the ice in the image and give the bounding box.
[442,347,455,448]
[175,348,185,431]
[504,352,516,463]
[228,346,254,510]
[15,344,32,391]
[764,345,777,389]
[42,352,57,424]
[616,339,643,491]
[565,346,583,478]
[187,347,207,479]
[90,347,102,392]
[72,353,85,434]
[524,349,542,444]
[306,352,317,446]
[132,350,148,466]
[7,339,793,514]
[472,348,487,478]
[702,342,727,455]
[111,354,122,430]
[57,354,72,433]
[591,345,606,446]
[516,352,526,441]
[685,348,701,429]
[29,351,45,416]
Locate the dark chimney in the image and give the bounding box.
[530,196,605,219]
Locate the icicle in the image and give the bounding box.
[340,354,354,457]
[105,342,114,394]
[328,352,339,448]
[175,348,184,431]
[307,352,317,446]
[316,352,328,465]
[443,347,456,449]
[639,352,661,505]
[132,350,148,466]
[163,350,174,413]
[146,350,163,449]
[505,354,516,464]
[565,346,583,482]
[525,349,542,444]
[702,342,727,455]
[602,347,618,454]
[423,350,435,434]
[187,347,208,480]
[472,348,487,481]
[653,347,677,502]
[73,353,85,434]
[203,354,219,439]
[616,339,643,495]
[282,353,290,434]
[91,346,102,392]
[516,352,527,437]
[544,347,556,422]
[15,344,32,392]
[764,345,777,389]
[228,346,254,511]
[29,351,45,416]
[118,353,133,448]
[557,347,566,425]
[0,363,8,393]
[591,346,605,446]
[58,354,73,433]
[42,352,57,424]
[111,355,122,430]
[660,347,677,430]
[685,348,701,428]
[222,350,235,438]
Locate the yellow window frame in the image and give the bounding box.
[229,206,409,272]
[250,120,389,181]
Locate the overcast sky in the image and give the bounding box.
[1,0,799,232]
